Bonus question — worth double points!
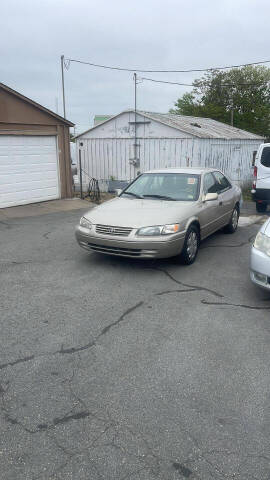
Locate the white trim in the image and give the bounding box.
[55,135,61,200]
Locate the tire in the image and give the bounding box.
[179,225,200,265]
[224,205,239,234]
[256,202,267,213]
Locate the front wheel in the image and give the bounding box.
[256,202,267,213]
[179,225,200,265]
[224,206,239,234]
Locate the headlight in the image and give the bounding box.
[80,217,92,229]
[254,232,270,257]
[137,224,180,236]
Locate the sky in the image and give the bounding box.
[1,0,270,133]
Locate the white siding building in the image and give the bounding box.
[75,110,264,190]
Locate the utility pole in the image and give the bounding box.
[61,55,66,118]
[134,72,137,164]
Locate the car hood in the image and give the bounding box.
[83,197,198,228]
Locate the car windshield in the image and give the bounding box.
[122,173,201,201]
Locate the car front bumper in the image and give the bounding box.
[75,226,186,259]
[250,246,270,290]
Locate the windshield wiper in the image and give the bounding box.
[143,194,176,201]
[123,191,144,199]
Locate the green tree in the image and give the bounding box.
[170,66,270,137]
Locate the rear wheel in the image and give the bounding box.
[179,225,200,265]
[256,202,267,213]
[224,205,239,234]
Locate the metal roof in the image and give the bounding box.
[75,109,264,140]
[140,111,264,140]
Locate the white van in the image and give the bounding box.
[252,143,270,213]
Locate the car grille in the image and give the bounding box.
[95,224,132,236]
[88,243,141,257]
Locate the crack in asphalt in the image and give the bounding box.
[200,233,256,250]
[0,355,35,370]
[58,340,96,355]
[155,288,198,296]
[1,261,268,371]
[4,410,91,434]
[1,229,269,479]
[48,422,117,479]
[151,267,224,298]
[0,232,267,373]
[201,299,270,310]
[2,373,262,480]
[4,413,37,434]
[43,231,51,239]
[56,301,144,356]
[182,447,270,480]
[98,301,144,337]
[2,375,168,478]
[0,302,145,369]
[0,260,32,266]
[53,410,90,425]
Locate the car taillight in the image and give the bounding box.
[252,166,257,189]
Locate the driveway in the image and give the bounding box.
[0,205,270,480]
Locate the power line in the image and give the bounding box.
[65,57,270,73]
[141,78,194,86]
[140,76,268,87]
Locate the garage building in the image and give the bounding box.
[0,82,74,208]
[75,110,264,190]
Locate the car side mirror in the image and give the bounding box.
[204,192,218,202]
[115,189,122,196]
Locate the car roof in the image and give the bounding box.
[143,167,216,175]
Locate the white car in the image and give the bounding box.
[250,218,270,290]
[252,143,270,213]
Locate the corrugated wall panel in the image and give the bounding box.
[78,138,136,182]
[76,137,262,188]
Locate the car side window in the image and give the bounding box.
[203,173,218,194]
[261,147,270,168]
[213,172,231,192]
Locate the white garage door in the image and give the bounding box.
[0,135,60,208]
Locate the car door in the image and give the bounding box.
[257,145,270,190]
[212,171,235,226]
[199,172,222,239]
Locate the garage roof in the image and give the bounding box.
[75,109,263,140]
[0,82,74,127]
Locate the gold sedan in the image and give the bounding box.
[76,168,241,264]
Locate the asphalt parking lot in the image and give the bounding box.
[1,205,270,480]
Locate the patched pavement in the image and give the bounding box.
[0,206,270,480]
